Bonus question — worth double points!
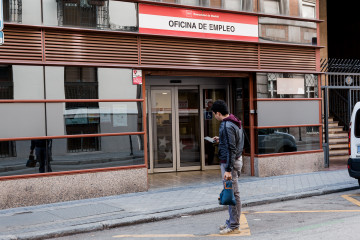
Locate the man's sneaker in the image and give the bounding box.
[219,227,241,235]
[219,224,228,230]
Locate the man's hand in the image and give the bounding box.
[224,171,232,180]
[213,136,219,143]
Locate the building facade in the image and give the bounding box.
[0,0,323,209]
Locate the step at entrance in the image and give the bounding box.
[324,116,349,168]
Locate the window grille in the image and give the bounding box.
[0,66,13,100]
[267,73,294,98]
[3,0,22,23]
[65,67,100,153]
[0,141,16,158]
[305,74,318,98]
[57,0,109,29]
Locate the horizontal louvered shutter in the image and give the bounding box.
[140,36,259,70]
[0,27,42,62]
[260,45,316,71]
[44,30,139,65]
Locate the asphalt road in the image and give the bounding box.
[54,189,360,240]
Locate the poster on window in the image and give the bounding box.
[100,107,111,123]
[113,104,128,127]
[139,4,258,42]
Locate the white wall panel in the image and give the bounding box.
[0,104,45,138]
[13,66,44,100]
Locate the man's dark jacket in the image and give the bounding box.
[218,114,244,172]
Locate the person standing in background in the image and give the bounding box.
[30,139,52,173]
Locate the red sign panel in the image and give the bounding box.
[139,4,258,42]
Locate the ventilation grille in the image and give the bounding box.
[140,37,259,70]
[44,30,139,65]
[0,27,42,62]
[260,45,316,71]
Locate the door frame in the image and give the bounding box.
[148,86,203,173]
[200,85,230,170]
[145,71,250,174]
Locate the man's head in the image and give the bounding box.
[211,100,229,121]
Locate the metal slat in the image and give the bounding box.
[45,30,138,64]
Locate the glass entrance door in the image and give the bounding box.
[149,87,201,172]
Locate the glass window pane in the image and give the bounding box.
[42,0,138,31]
[203,88,226,166]
[98,68,142,100]
[302,4,315,18]
[3,0,22,23]
[178,0,199,6]
[60,101,143,133]
[0,136,144,177]
[0,141,16,158]
[256,126,320,154]
[263,0,280,15]
[13,66,44,100]
[257,73,318,99]
[223,0,242,11]
[259,17,317,44]
[151,89,173,169]
[0,103,46,138]
[355,110,360,138]
[0,66,13,99]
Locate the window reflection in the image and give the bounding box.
[0,141,16,158]
[0,66,13,99]
[256,126,320,154]
[65,67,100,153]
[0,135,144,177]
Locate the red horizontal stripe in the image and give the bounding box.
[0,99,144,103]
[139,27,258,42]
[0,132,145,142]
[0,165,147,181]
[139,4,258,25]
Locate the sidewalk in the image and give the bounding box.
[0,169,358,240]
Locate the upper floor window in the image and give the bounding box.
[153,0,254,12]
[57,0,110,29]
[260,0,289,15]
[263,0,280,14]
[0,66,13,99]
[3,0,22,23]
[301,0,316,18]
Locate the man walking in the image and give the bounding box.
[211,100,244,235]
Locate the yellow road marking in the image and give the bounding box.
[342,194,360,207]
[208,214,251,237]
[251,210,360,214]
[113,195,360,239]
[113,214,251,238]
[113,234,195,238]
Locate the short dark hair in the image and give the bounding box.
[211,100,229,115]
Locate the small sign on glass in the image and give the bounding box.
[132,70,142,85]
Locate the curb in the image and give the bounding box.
[1,183,358,240]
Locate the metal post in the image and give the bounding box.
[129,135,134,157]
[348,89,352,128]
[323,88,329,168]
